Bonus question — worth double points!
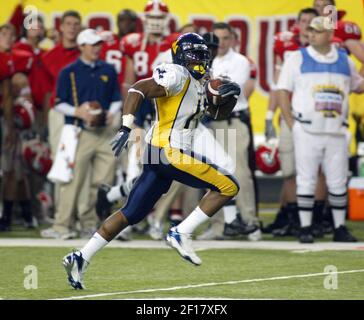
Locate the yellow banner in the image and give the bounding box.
[1,0,364,152]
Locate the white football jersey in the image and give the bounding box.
[277,45,363,134]
[145,63,206,150]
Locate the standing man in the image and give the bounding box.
[263,8,321,236]
[0,23,35,231]
[62,33,241,289]
[41,11,82,238]
[13,15,51,117]
[210,22,260,235]
[13,15,53,225]
[42,10,82,157]
[277,16,364,243]
[44,29,121,239]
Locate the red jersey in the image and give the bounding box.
[99,31,126,85]
[0,48,33,80]
[42,43,80,106]
[0,51,13,81]
[0,51,11,111]
[274,26,345,62]
[0,49,32,113]
[160,32,180,52]
[121,32,166,81]
[273,30,303,62]
[42,44,80,88]
[334,20,362,42]
[12,49,34,74]
[13,40,52,109]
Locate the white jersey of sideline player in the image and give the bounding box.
[212,47,250,112]
[277,44,364,199]
[278,45,363,135]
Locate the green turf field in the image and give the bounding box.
[0,246,364,300]
[1,212,364,300]
[1,212,364,242]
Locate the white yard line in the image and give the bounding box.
[51,268,364,300]
[113,297,267,300]
[1,238,364,251]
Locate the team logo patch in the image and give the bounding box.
[172,41,178,54]
[100,75,109,82]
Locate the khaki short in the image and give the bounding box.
[278,119,296,178]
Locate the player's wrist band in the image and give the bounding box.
[266,110,274,120]
[122,114,135,130]
[120,125,131,133]
[128,88,145,99]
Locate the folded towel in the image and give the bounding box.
[47,124,81,184]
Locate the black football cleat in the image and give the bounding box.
[321,220,334,234]
[0,217,11,232]
[223,217,242,237]
[333,225,357,242]
[311,223,324,238]
[299,226,314,244]
[223,215,257,237]
[262,208,289,234]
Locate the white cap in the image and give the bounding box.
[309,16,334,32]
[77,29,103,46]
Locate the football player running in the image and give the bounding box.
[62,33,241,289]
[96,1,172,238]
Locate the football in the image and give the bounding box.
[86,101,106,128]
[205,78,238,120]
[205,78,225,106]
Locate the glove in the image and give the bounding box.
[265,119,277,140]
[110,126,131,157]
[218,82,241,98]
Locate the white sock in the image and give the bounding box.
[223,205,238,224]
[107,186,122,203]
[176,206,209,234]
[80,232,109,262]
[299,211,313,228]
[332,209,346,229]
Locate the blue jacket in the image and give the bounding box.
[55,58,121,127]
